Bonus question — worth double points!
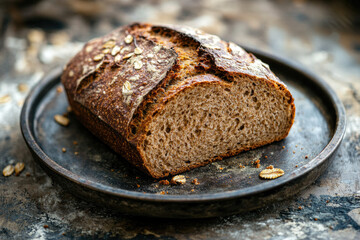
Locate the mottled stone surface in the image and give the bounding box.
[0,0,359,239]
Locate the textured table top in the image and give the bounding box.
[0,0,359,239]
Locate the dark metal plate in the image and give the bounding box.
[20,48,346,218]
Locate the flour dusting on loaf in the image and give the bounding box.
[62,23,295,178]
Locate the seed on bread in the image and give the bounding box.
[124,34,133,44]
[114,55,121,63]
[93,54,104,61]
[122,81,132,96]
[102,48,110,54]
[102,40,116,49]
[134,47,143,55]
[123,53,134,60]
[111,45,121,56]
[259,168,284,179]
[134,60,143,70]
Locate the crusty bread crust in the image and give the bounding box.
[61,23,295,178]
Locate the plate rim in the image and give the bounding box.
[20,47,346,203]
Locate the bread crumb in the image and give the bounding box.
[43,225,49,229]
[305,155,309,159]
[264,156,268,159]
[56,86,63,93]
[282,146,285,149]
[255,163,261,168]
[159,180,170,185]
[192,178,200,185]
[266,165,274,169]
[295,165,298,168]
[73,141,78,145]
[298,206,302,210]
[255,159,260,164]
[136,184,140,188]
[18,83,29,93]
[314,218,318,221]
[191,189,195,192]
[219,167,223,170]
[293,151,296,154]
[62,148,66,153]
[239,164,245,168]
[160,191,165,195]
[74,152,79,155]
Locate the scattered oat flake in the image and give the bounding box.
[134,47,143,55]
[14,163,25,176]
[68,70,74,77]
[67,106,72,112]
[74,152,79,155]
[93,53,104,61]
[159,180,170,185]
[18,83,29,92]
[259,168,284,179]
[0,95,11,104]
[124,34,133,44]
[192,178,200,185]
[3,165,14,177]
[54,114,70,126]
[171,175,186,185]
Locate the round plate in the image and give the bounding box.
[20,48,346,218]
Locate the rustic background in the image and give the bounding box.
[0,0,359,239]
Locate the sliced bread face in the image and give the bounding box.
[140,74,294,178]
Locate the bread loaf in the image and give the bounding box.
[61,23,295,179]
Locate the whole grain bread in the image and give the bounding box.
[61,23,295,178]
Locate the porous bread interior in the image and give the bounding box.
[140,76,293,177]
[129,25,206,136]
